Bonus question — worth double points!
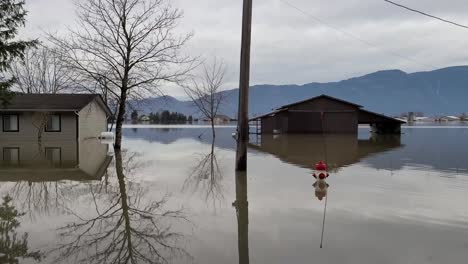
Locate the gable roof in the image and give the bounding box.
[358,109,406,124]
[250,94,363,121]
[274,94,363,110]
[0,93,112,116]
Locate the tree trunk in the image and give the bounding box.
[114,90,127,149]
[211,120,216,139]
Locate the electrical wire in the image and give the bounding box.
[279,0,435,68]
[383,0,468,30]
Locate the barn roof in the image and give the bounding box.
[250,94,403,124]
[359,109,406,124]
[0,93,112,116]
[274,94,363,110]
[250,94,362,121]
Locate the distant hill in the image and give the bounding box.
[129,66,468,118]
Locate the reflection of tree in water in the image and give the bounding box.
[8,181,76,221]
[54,150,189,264]
[0,196,41,263]
[184,138,224,206]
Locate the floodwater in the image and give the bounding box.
[0,125,468,263]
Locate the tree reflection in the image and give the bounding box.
[0,195,41,263]
[54,149,189,264]
[233,171,249,264]
[8,181,75,221]
[184,138,224,206]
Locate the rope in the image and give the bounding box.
[320,193,328,248]
[319,111,328,248]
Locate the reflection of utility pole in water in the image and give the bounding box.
[233,171,249,264]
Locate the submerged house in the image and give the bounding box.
[0,94,112,140]
[250,95,405,134]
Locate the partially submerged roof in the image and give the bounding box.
[1,93,112,116]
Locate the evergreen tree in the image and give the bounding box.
[0,195,41,262]
[0,0,37,106]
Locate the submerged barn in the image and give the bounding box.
[250,95,404,134]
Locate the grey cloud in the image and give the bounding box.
[23,0,468,98]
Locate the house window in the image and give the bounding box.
[2,114,19,132]
[3,148,20,165]
[45,147,61,166]
[46,114,61,132]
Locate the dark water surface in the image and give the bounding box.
[1,126,468,263]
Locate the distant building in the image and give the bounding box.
[0,94,112,141]
[203,114,231,124]
[140,115,150,122]
[250,94,404,134]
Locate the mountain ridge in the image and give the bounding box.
[129,66,468,117]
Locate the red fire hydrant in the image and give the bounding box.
[313,160,329,180]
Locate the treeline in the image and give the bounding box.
[149,111,192,124]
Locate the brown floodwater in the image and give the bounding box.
[0,126,467,263]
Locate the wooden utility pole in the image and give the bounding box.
[236,0,253,171]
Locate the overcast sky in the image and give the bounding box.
[21,0,468,98]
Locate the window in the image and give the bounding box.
[45,147,61,166]
[3,148,20,165]
[46,114,61,132]
[2,114,19,132]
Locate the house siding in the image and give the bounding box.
[0,112,77,141]
[78,99,108,140]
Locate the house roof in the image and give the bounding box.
[0,93,112,116]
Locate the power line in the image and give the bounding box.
[279,0,435,68]
[383,0,468,30]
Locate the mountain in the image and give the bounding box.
[130,66,468,117]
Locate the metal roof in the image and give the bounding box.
[273,94,363,110]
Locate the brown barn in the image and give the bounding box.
[250,95,404,134]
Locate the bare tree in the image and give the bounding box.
[184,58,226,139]
[9,45,77,142]
[9,45,77,94]
[49,0,194,149]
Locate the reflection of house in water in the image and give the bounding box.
[249,134,403,171]
[0,139,112,181]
